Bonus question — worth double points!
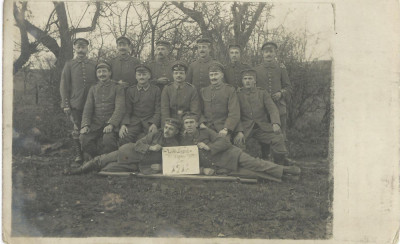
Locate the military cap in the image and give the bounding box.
[156,40,171,48]
[228,44,241,50]
[164,118,181,129]
[116,36,131,45]
[182,112,198,122]
[261,41,278,50]
[171,61,188,72]
[196,38,212,45]
[135,63,152,74]
[241,69,257,78]
[96,60,112,71]
[209,62,224,73]
[73,38,89,46]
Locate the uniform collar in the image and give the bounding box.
[118,54,131,61]
[242,87,257,93]
[211,82,224,90]
[137,83,150,91]
[98,79,113,87]
[199,56,211,63]
[173,81,185,89]
[263,60,278,68]
[155,57,170,65]
[229,61,241,66]
[75,57,88,63]
[182,129,199,138]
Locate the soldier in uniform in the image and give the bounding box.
[161,61,200,126]
[60,38,97,167]
[199,62,240,138]
[80,61,125,158]
[64,118,181,175]
[147,40,174,91]
[119,64,161,145]
[180,113,300,181]
[187,38,216,92]
[224,44,251,88]
[254,42,292,139]
[110,36,140,87]
[234,69,296,165]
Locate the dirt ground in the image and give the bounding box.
[11,147,332,239]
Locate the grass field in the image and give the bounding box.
[12,147,332,238]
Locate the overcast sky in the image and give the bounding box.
[15,1,334,67]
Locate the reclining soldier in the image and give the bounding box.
[64,118,180,175]
[180,113,301,181]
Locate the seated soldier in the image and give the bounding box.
[180,113,300,181]
[234,69,295,165]
[161,61,201,126]
[80,61,125,158]
[64,118,181,175]
[199,62,240,138]
[119,64,161,145]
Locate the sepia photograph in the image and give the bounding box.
[4,0,398,243]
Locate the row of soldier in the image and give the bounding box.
[60,36,299,181]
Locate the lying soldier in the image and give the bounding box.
[64,118,180,175]
[180,113,301,181]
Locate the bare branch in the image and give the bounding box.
[71,2,101,34]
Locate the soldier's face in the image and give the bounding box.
[96,68,111,82]
[163,124,179,138]
[209,71,223,85]
[263,47,277,62]
[74,45,88,58]
[136,71,151,85]
[198,44,210,58]
[183,119,198,134]
[117,41,130,55]
[156,46,169,59]
[173,70,186,83]
[242,75,256,88]
[229,48,241,62]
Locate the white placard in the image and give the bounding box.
[162,146,200,175]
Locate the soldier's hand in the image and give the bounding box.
[148,124,158,134]
[157,77,169,85]
[199,123,208,129]
[150,164,162,172]
[149,144,162,152]
[272,91,282,101]
[272,124,281,134]
[117,80,128,86]
[80,126,90,134]
[197,142,210,151]
[234,132,245,146]
[63,107,71,115]
[119,125,128,138]
[103,124,114,134]
[218,128,228,137]
[203,168,215,176]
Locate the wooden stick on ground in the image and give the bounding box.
[97,171,258,184]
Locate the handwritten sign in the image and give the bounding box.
[162,146,200,175]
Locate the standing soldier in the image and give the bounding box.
[80,61,125,158]
[187,38,215,92]
[147,40,174,91]
[119,64,161,145]
[254,42,292,139]
[224,44,251,88]
[110,36,140,87]
[161,61,200,126]
[199,62,240,138]
[234,69,295,165]
[60,38,97,167]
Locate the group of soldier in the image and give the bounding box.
[61,36,301,182]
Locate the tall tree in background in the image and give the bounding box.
[13,2,101,76]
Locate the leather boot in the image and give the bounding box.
[260,143,270,160]
[71,139,83,167]
[64,156,101,175]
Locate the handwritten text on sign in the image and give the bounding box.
[162,146,200,175]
